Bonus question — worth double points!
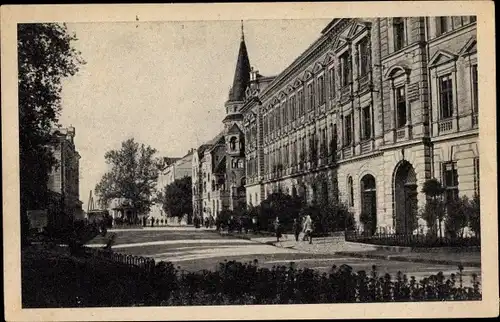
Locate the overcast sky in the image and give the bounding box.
[59,19,330,209]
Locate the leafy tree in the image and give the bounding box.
[18,23,84,241]
[469,193,480,237]
[161,176,193,221]
[421,178,446,237]
[95,139,159,217]
[445,195,470,238]
[260,192,303,231]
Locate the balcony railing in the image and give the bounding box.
[396,128,406,140]
[340,84,352,102]
[360,140,371,154]
[343,147,352,158]
[438,119,453,133]
[358,73,371,92]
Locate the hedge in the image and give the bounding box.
[22,247,481,307]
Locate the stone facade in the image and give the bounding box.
[149,151,194,219]
[192,26,252,221]
[241,17,478,234]
[47,126,84,225]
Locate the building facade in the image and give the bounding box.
[149,151,194,219]
[47,126,84,226]
[241,17,478,234]
[192,26,252,221]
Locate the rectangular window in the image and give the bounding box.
[318,76,326,105]
[344,114,352,145]
[473,157,480,196]
[340,51,351,87]
[442,161,459,203]
[362,106,372,140]
[470,16,477,23]
[437,17,449,35]
[307,82,315,110]
[359,37,370,76]
[393,18,405,51]
[395,85,407,128]
[331,124,338,153]
[439,74,454,119]
[472,65,478,112]
[329,68,336,98]
[298,90,304,116]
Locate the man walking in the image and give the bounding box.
[274,217,282,243]
[293,218,301,242]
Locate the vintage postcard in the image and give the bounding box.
[1,2,498,321]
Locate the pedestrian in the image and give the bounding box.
[293,218,301,242]
[252,216,258,234]
[303,214,313,244]
[274,217,282,243]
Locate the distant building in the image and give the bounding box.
[47,126,84,227]
[149,150,194,219]
[240,17,478,234]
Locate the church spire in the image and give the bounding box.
[241,20,245,42]
[228,20,251,103]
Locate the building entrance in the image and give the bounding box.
[393,161,418,235]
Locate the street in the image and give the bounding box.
[86,227,480,284]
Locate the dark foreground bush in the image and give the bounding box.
[22,247,481,307]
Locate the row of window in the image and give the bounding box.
[436,16,476,37]
[262,130,338,174]
[391,17,476,54]
[262,37,371,138]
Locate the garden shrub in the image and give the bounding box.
[23,247,482,307]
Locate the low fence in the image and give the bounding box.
[345,230,481,248]
[83,247,156,272]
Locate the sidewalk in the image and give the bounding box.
[248,233,481,268]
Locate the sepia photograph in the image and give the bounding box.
[1,2,498,321]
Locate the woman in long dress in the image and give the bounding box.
[303,215,313,244]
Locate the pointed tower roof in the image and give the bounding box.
[228,21,251,102]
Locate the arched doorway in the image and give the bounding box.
[360,174,377,235]
[393,161,418,235]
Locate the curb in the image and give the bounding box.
[334,251,481,268]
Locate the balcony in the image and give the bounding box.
[438,119,453,133]
[340,84,352,103]
[360,140,372,154]
[396,128,406,140]
[357,73,371,93]
[343,147,352,159]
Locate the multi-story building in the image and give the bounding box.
[47,126,84,226]
[149,151,193,219]
[242,16,478,234]
[192,25,252,221]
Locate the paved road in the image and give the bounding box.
[86,227,480,285]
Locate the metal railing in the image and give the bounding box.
[439,119,453,133]
[345,230,480,248]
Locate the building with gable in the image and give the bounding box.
[240,16,478,234]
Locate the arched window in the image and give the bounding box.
[347,176,354,207]
[238,159,244,168]
[230,137,237,150]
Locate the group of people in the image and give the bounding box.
[274,214,314,244]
